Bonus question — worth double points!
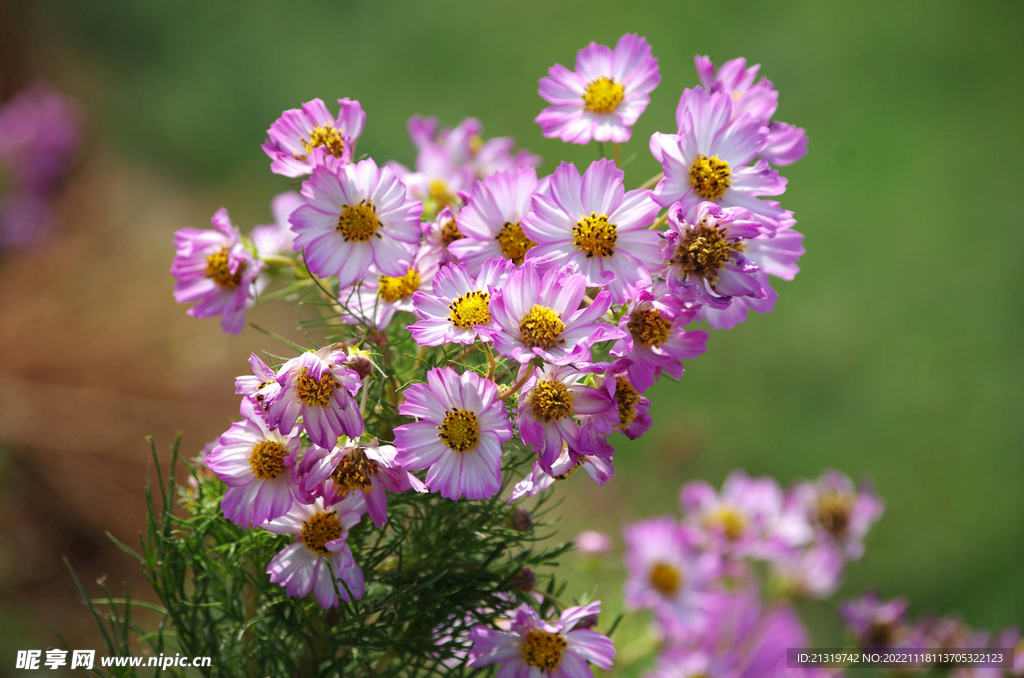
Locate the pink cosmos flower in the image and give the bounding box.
[267,346,363,449]
[775,471,884,559]
[205,400,302,527]
[662,201,769,311]
[289,159,423,288]
[522,159,661,303]
[509,447,614,503]
[516,363,617,469]
[262,98,365,177]
[768,543,845,599]
[593,361,653,439]
[251,192,303,259]
[467,601,615,678]
[171,207,265,335]
[694,56,808,166]
[623,517,721,622]
[393,367,513,500]
[422,204,464,267]
[489,263,624,365]
[387,143,474,218]
[650,87,793,233]
[696,223,805,329]
[408,257,517,346]
[407,115,540,179]
[611,287,707,392]
[339,240,440,330]
[262,494,367,608]
[299,438,426,528]
[575,531,613,555]
[680,471,785,559]
[448,167,544,275]
[840,594,910,649]
[235,352,282,418]
[536,33,660,144]
[0,83,81,194]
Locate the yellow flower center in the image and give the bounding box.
[573,212,617,258]
[248,440,288,480]
[437,409,479,452]
[583,77,625,114]
[649,560,683,596]
[815,490,854,538]
[627,309,672,348]
[204,247,244,288]
[336,201,381,242]
[377,268,420,302]
[520,629,568,672]
[300,510,343,557]
[440,219,464,247]
[706,506,748,541]
[689,154,732,201]
[495,221,536,265]
[330,450,380,495]
[295,366,336,408]
[448,291,491,329]
[519,305,566,349]
[429,180,456,210]
[552,455,585,481]
[302,124,345,159]
[674,220,743,282]
[530,380,575,422]
[614,376,641,428]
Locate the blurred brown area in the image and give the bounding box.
[0,147,296,652]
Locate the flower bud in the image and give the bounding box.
[511,566,535,591]
[509,507,532,532]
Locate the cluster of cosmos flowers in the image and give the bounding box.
[0,84,80,249]
[171,34,814,677]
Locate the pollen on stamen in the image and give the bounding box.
[674,220,743,282]
[689,154,732,201]
[300,510,343,557]
[204,247,244,288]
[295,366,336,408]
[627,309,672,348]
[331,450,380,495]
[519,305,566,349]
[519,629,568,672]
[377,268,420,302]
[437,409,480,452]
[583,77,625,114]
[573,212,617,258]
[495,221,536,265]
[614,376,641,428]
[336,201,381,242]
[248,440,288,480]
[301,124,345,159]
[448,291,491,329]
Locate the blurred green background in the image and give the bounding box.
[1,0,1022,667]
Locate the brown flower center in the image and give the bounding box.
[816,490,854,538]
[530,380,575,422]
[520,629,568,672]
[674,220,742,281]
[295,366,336,408]
[649,561,682,596]
[248,440,288,480]
[300,510,343,556]
[330,450,380,495]
[614,376,641,428]
[627,309,672,348]
[205,247,244,288]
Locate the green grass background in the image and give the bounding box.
[24,0,1024,649]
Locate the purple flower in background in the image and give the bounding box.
[768,543,845,599]
[394,367,513,500]
[611,286,707,392]
[489,263,624,365]
[409,257,517,346]
[680,471,785,558]
[205,400,301,527]
[575,531,613,555]
[262,494,367,608]
[407,115,540,179]
[840,593,910,649]
[171,207,265,335]
[694,55,808,166]
[0,83,81,193]
[387,142,474,218]
[0,192,56,249]
[661,201,768,311]
[510,446,615,502]
[299,438,425,527]
[289,159,423,288]
[516,363,617,468]
[251,192,303,259]
[262,98,365,177]
[536,33,660,144]
[696,223,805,329]
[467,601,615,678]
[522,159,662,303]
[776,471,884,559]
[267,347,364,449]
[650,87,793,233]
[448,166,543,274]
[623,516,721,622]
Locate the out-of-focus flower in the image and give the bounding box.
[522,159,661,303]
[840,593,911,650]
[422,204,464,267]
[776,471,884,559]
[575,531,613,555]
[448,167,543,274]
[267,347,364,449]
[262,98,365,177]
[409,257,517,346]
[680,471,785,559]
[468,601,615,678]
[651,87,793,234]
[171,207,265,335]
[489,263,623,365]
[406,115,540,179]
[251,192,303,259]
[262,494,367,608]
[768,543,845,599]
[394,367,513,500]
[289,160,423,288]
[299,437,426,528]
[387,143,474,219]
[205,399,302,527]
[536,33,660,145]
[611,286,706,392]
[0,84,81,193]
